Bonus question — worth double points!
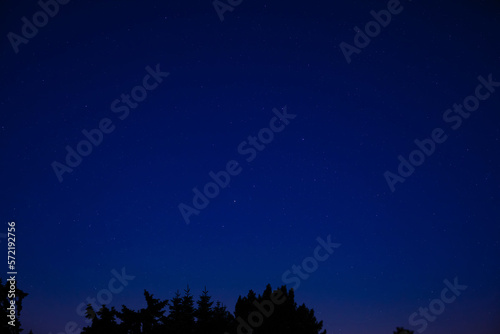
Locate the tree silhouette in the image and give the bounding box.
[180,285,196,333]
[194,286,213,333]
[233,284,326,334]
[81,304,118,334]
[212,300,235,334]
[140,290,169,333]
[0,278,28,334]
[116,305,141,334]
[98,305,119,332]
[9,282,424,334]
[166,290,183,334]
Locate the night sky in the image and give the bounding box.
[1,0,500,333]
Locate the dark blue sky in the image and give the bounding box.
[1,0,499,333]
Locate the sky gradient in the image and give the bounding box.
[1,0,500,333]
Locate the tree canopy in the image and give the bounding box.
[79,284,328,334]
[0,279,415,334]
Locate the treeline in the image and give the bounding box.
[80,284,325,334]
[0,279,415,334]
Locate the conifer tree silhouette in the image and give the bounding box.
[116,304,141,334]
[166,290,183,334]
[194,286,214,333]
[180,285,196,333]
[0,278,28,334]
[5,281,425,334]
[140,290,169,333]
[212,300,235,334]
[81,304,118,334]
[233,284,326,334]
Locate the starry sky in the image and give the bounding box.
[1,0,500,333]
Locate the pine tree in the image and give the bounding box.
[81,304,119,334]
[167,290,183,334]
[8,282,336,334]
[180,285,195,333]
[234,285,326,334]
[194,286,213,333]
[116,305,141,334]
[140,290,169,334]
[234,289,257,320]
[212,301,235,334]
